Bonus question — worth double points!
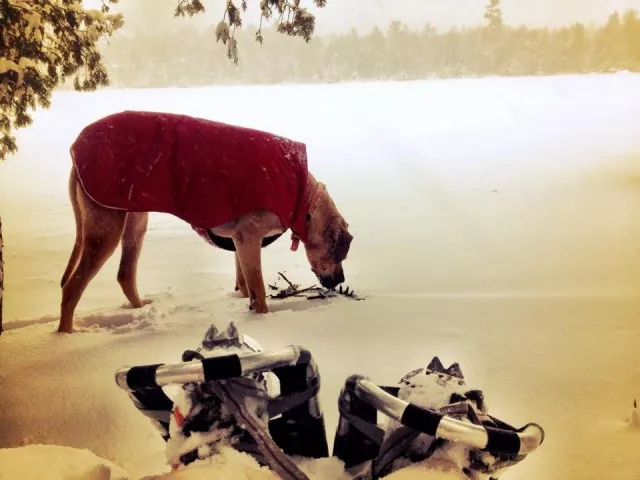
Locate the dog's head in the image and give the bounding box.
[302,187,353,289]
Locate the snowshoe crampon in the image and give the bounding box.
[115,323,328,479]
[333,357,545,479]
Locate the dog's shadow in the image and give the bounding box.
[229,297,333,319]
[267,297,333,313]
[227,291,334,314]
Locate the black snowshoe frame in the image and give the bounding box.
[114,346,329,465]
[332,374,545,479]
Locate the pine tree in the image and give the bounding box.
[484,0,503,31]
[594,11,624,70]
[567,23,587,72]
[483,0,505,72]
[0,0,123,161]
[621,9,640,70]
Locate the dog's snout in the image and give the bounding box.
[319,276,338,289]
[318,269,345,289]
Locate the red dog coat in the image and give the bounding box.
[71,111,310,244]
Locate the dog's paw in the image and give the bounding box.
[235,284,249,298]
[249,298,269,314]
[123,298,153,309]
[134,298,153,308]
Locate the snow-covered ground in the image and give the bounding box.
[0,73,639,480]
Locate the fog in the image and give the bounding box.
[85,0,640,36]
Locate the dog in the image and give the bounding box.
[58,111,353,333]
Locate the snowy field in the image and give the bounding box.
[0,73,639,479]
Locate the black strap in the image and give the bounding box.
[336,408,386,446]
[400,403,443,436]
[206,230,284,252]
[484,426,521,455]
[201,355,243,381]
[372,426,423,479]
[267,381,321,418]
[126,364,163,389]
[136,409,172,424]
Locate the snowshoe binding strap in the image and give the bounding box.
[210,379,310,480]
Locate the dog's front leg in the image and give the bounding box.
[233,234,268,314]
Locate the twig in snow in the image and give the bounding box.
[277,271,297,290]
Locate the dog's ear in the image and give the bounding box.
[331,229,353,263]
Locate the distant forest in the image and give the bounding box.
[97,6,640,88]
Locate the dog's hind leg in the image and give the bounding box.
[234,251,249,298]
[117,212,149,308]
[60,168,84,288]
[58,195,127,333]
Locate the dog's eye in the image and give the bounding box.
[306,214,311,222]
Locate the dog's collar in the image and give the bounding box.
[290,182,325,251]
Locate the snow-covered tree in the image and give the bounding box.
[484,0,503,31]
[205,0,327,63]
[0,0,124,161]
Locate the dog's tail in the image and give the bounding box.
[60,159,84,288]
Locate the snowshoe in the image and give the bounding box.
[333,357,545,479]
[115,322,328,478]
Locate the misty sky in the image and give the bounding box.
[89,0,640,35]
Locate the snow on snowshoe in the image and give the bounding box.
[332,357,545,479]
[114,322,328,480]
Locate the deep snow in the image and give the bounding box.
[0,73,639,479]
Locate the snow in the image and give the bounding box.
[0,444,131,480]
[24,12,42,41]
[630,412,640,430]
[85,9,106,21]
[0,73,639,479]
[7,0,33,11]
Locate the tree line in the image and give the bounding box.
[97,9,640,88]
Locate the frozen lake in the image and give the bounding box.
[0,73,639,479]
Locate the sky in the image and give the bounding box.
[87,0,640,36]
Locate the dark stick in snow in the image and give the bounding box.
[269,285,320,300]
[268,273,365,301]
[277,271,297,290]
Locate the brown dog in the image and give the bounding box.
[58,111,353,333]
